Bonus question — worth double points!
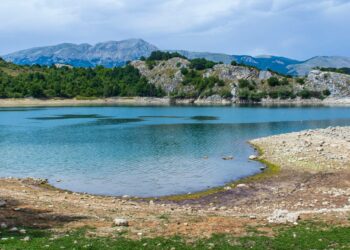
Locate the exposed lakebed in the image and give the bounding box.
[1,105,350,197]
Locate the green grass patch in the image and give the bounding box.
[0,223,350,249]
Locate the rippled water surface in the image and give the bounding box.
[1,105,350,196]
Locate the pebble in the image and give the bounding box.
[22,236,30,241]
[222,156,234,160]
[9,227,18,232]
[113,218,129,227]
[1,223,7,229]
[249,155,258,160]
[237,184,248,188]
[0,200,6,207]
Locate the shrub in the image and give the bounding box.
[219,89,233,99]
[147,51,186,61]
[323,89,331,96]
[268,90,279,99]
[280,78,290,86]
[180,68,189,75]
[298,89,324,99]
[238,79,250,88]
[189,58,216,70]
[267,77,280,87]
[146,60,157,70]
[296,78,305,85]
[237,88,250,100]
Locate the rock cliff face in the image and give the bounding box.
[131,58,190,93]
[306,70,350,97]
[132,57,350,103]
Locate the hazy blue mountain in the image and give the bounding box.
[3,39,158,67]
[286,56,350,76]
[173,50,301,75]
[3,39,350,76]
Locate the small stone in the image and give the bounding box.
[22,236,30,241]
[1,223,7,229]
[13,207,21,211]
[19,229,26,234]
[113,218,129,227]
[222,156,234,160]
[0,200,6,207]
[267,209,300,224]
[249,155,258,160]
[9,227,18,232]
[237,184,248,188]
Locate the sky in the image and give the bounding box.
[0,0,349,60]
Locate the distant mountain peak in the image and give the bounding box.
[3,39,350,76]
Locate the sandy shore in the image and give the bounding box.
[0,127,350,238]
[1,97,350,107]
[0,97,172,107]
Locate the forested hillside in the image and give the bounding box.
[0,57,165,98]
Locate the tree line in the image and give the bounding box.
[0,59,165,98]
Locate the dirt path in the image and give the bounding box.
[1,126,350,238]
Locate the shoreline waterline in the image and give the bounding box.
[0,142,276,201]
[1,97,350,107]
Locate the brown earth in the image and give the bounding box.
[0,127,350,239]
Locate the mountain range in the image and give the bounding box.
[3,39,350,76]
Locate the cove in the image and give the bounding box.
[1,105,350,197]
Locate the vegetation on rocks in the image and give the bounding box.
[318,67,350,75]
[0,54,344,102]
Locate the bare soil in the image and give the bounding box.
[1,126,350,238]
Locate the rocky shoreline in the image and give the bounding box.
[1,96,350,107]
[0,127,350,238]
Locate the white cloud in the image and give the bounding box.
[0,0,349,59]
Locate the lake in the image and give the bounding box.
[1,105,350,197]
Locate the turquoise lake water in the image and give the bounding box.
[1,105,350,197]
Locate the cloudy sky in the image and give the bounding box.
[0,0,349,59]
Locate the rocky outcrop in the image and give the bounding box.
[131,58,189,94]
[306,70,350,97]
[204,64,260,83]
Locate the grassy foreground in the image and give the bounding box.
[0,223,349,250]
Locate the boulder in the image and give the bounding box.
[249,155,258,160]
[113,218,129,227]
[267,209,300,224]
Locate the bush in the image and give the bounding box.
[238,88,265,102]
[298,89,324,99]
[238,79,256,90]
[147,51,186,61]
[280,78,290,86]
[267,77,280,87]
[238,79,250,88]
[189,58,216,70]
[296,78,305,85]
[180,68,189,75]
[146,60,157,70]
[219,89,233,99]
[268,90,279,99]
[323,89,331,96]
